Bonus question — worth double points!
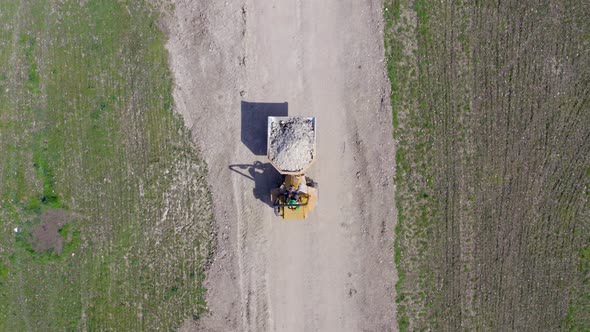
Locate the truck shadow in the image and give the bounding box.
[241,101,288,155]
[228,162,283,207]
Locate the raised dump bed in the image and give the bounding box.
[267,116,317,175]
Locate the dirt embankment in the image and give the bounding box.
[167,0,398,331]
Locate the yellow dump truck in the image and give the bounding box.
[268,116,318,220]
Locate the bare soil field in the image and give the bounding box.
[385,0,590,330]
[167,0,398,331]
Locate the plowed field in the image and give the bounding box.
[385,0,590,330]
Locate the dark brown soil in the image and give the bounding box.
[31,209,72,254]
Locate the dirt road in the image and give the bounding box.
[167,1,397,331]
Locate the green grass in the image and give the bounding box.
[0,1,214,330]
[385,0,438,329]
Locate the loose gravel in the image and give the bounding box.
[268,117,315,172]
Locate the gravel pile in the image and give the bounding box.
[268,117,315,172]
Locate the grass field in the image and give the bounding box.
[0,1,213,330]
[385,0,589,330]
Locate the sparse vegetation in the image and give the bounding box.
[385,0,590,330]
[0,1,213,330]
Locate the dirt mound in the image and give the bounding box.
[268,117,315,172]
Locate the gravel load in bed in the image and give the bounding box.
[268,117,315,172]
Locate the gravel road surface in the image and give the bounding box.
[167,1,398,331]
